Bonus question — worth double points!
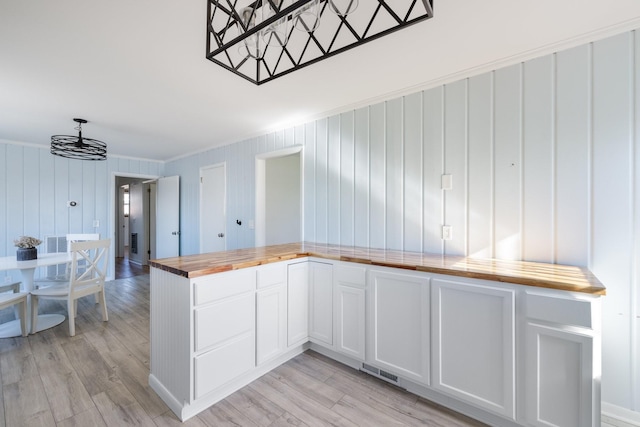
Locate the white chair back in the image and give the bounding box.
[67,234,101,276]
[68,239,110,298]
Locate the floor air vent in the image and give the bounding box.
[361,363,399,384]
[380,370,399,383]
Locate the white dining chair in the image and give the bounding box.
[0,283,28,337]
[31,239,110,336]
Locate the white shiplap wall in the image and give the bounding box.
[166,30,640,413]
[0,142,164,279]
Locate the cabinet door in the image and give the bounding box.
[431,279,515,420]
[335,284,365,360]
[256,283,287,365]
[194,332,255,399]
[368,270,429,384]
[287,262,309,347]
[335,264,366,361]
[525,323,594,427]
[308,262,333,346]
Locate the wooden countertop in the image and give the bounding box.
[149,242,605,295]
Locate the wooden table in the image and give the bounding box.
[0,252,71,338]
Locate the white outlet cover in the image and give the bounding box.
[442,225,453,240]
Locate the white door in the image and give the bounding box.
[155,175,180,259]
[200,164,226,253]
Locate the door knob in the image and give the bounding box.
[218,233,225,238]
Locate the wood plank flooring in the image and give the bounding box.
[0,271,487,427]
[115,251,150,279]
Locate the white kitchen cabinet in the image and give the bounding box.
[287,262,309,347]
[524,291,600,427]
[431,278,516,420]
[368,269,429,384]
[151,250,602,426]
[308,261,333,346]
[334,263,366,360]
[256,264,287,365]
[150,266,257,417]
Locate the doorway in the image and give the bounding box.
[255,146,303,247]
[111,173,157,280]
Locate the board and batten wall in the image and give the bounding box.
[0,143,165,279]
[166,30,640,416]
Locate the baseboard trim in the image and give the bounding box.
[603,402,640,426]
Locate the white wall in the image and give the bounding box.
[0,143,164,279]
[165,29,640,414]
[265,153,301,245]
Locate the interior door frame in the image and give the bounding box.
[255,145,303,247]
[109,172,158,281]
[199,162,227,254]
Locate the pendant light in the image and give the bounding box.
[51,118,107,161]
[207,0,434,85]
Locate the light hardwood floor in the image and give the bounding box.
[0,273,487,427]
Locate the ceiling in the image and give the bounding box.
[2,1,640,162]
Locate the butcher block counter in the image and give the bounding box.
[148,241,605,295]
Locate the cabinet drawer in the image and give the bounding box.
[194,292,254,352]
[194,332,255,399]
[257,263,286,289]
[336,264,366,288]
[526,292,593,329]
[194,268,255,306]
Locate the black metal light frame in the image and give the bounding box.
[206,0,434,85]
[51,118,107,161]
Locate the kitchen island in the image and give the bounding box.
[149,242,604,426]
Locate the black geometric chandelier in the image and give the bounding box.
[206,0,434,85]
[50,118,107,161]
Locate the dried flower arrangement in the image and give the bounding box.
[13,236,42,249]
